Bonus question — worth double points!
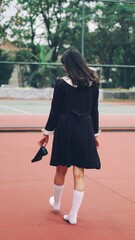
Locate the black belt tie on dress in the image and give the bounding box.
[72,110,90,120]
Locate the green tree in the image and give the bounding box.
[14,46,63,88]
[7,0,91,87]
[0,49,14,86]
[1,0,135,88]
[86,2,135,88]
[0,0,12,41]
[6,0,90,61]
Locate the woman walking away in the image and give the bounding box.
[38,48,101,224]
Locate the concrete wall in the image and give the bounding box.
[102,89,135,100]
[0,87,135,100]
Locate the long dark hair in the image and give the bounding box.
[61,48,99,87]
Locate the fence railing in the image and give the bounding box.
[0,62,135,89]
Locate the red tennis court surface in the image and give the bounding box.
[0,130,135,240]
[0,113,135,131]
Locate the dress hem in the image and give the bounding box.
[50,163,101,169]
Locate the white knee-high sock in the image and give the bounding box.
[49,184,64,211]
[64,190,84,224]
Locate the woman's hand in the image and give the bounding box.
[95,137,99,148]
[38,135,49,147]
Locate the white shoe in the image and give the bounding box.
[63,190,84,224]
[63,214,77,224]
[49,196,60,211]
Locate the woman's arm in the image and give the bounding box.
[44,79,64,134]
[91,86,99,135]
[91,86,101,147]
[38,79,64,146]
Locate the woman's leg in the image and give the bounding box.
[73,166,85,191]
[64,166,84,224]
[54,165,68,186]
[49,166,68,211]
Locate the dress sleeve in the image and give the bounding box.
[91,86,99,135]
[44,79,64,134]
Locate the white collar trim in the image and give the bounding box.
[62,76,77,87]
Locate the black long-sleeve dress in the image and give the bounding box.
[44,77,101,169]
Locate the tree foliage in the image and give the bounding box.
[8,0,90,61]
[1,0,135,88]
[0,0,12,41]
[85,2,135,88]
[0,49,14,86]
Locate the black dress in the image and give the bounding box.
[45,78,101,169]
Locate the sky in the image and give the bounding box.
[2,0,17,22]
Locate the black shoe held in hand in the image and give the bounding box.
[31,146,48,163]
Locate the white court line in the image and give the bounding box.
[0,104,32,114]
